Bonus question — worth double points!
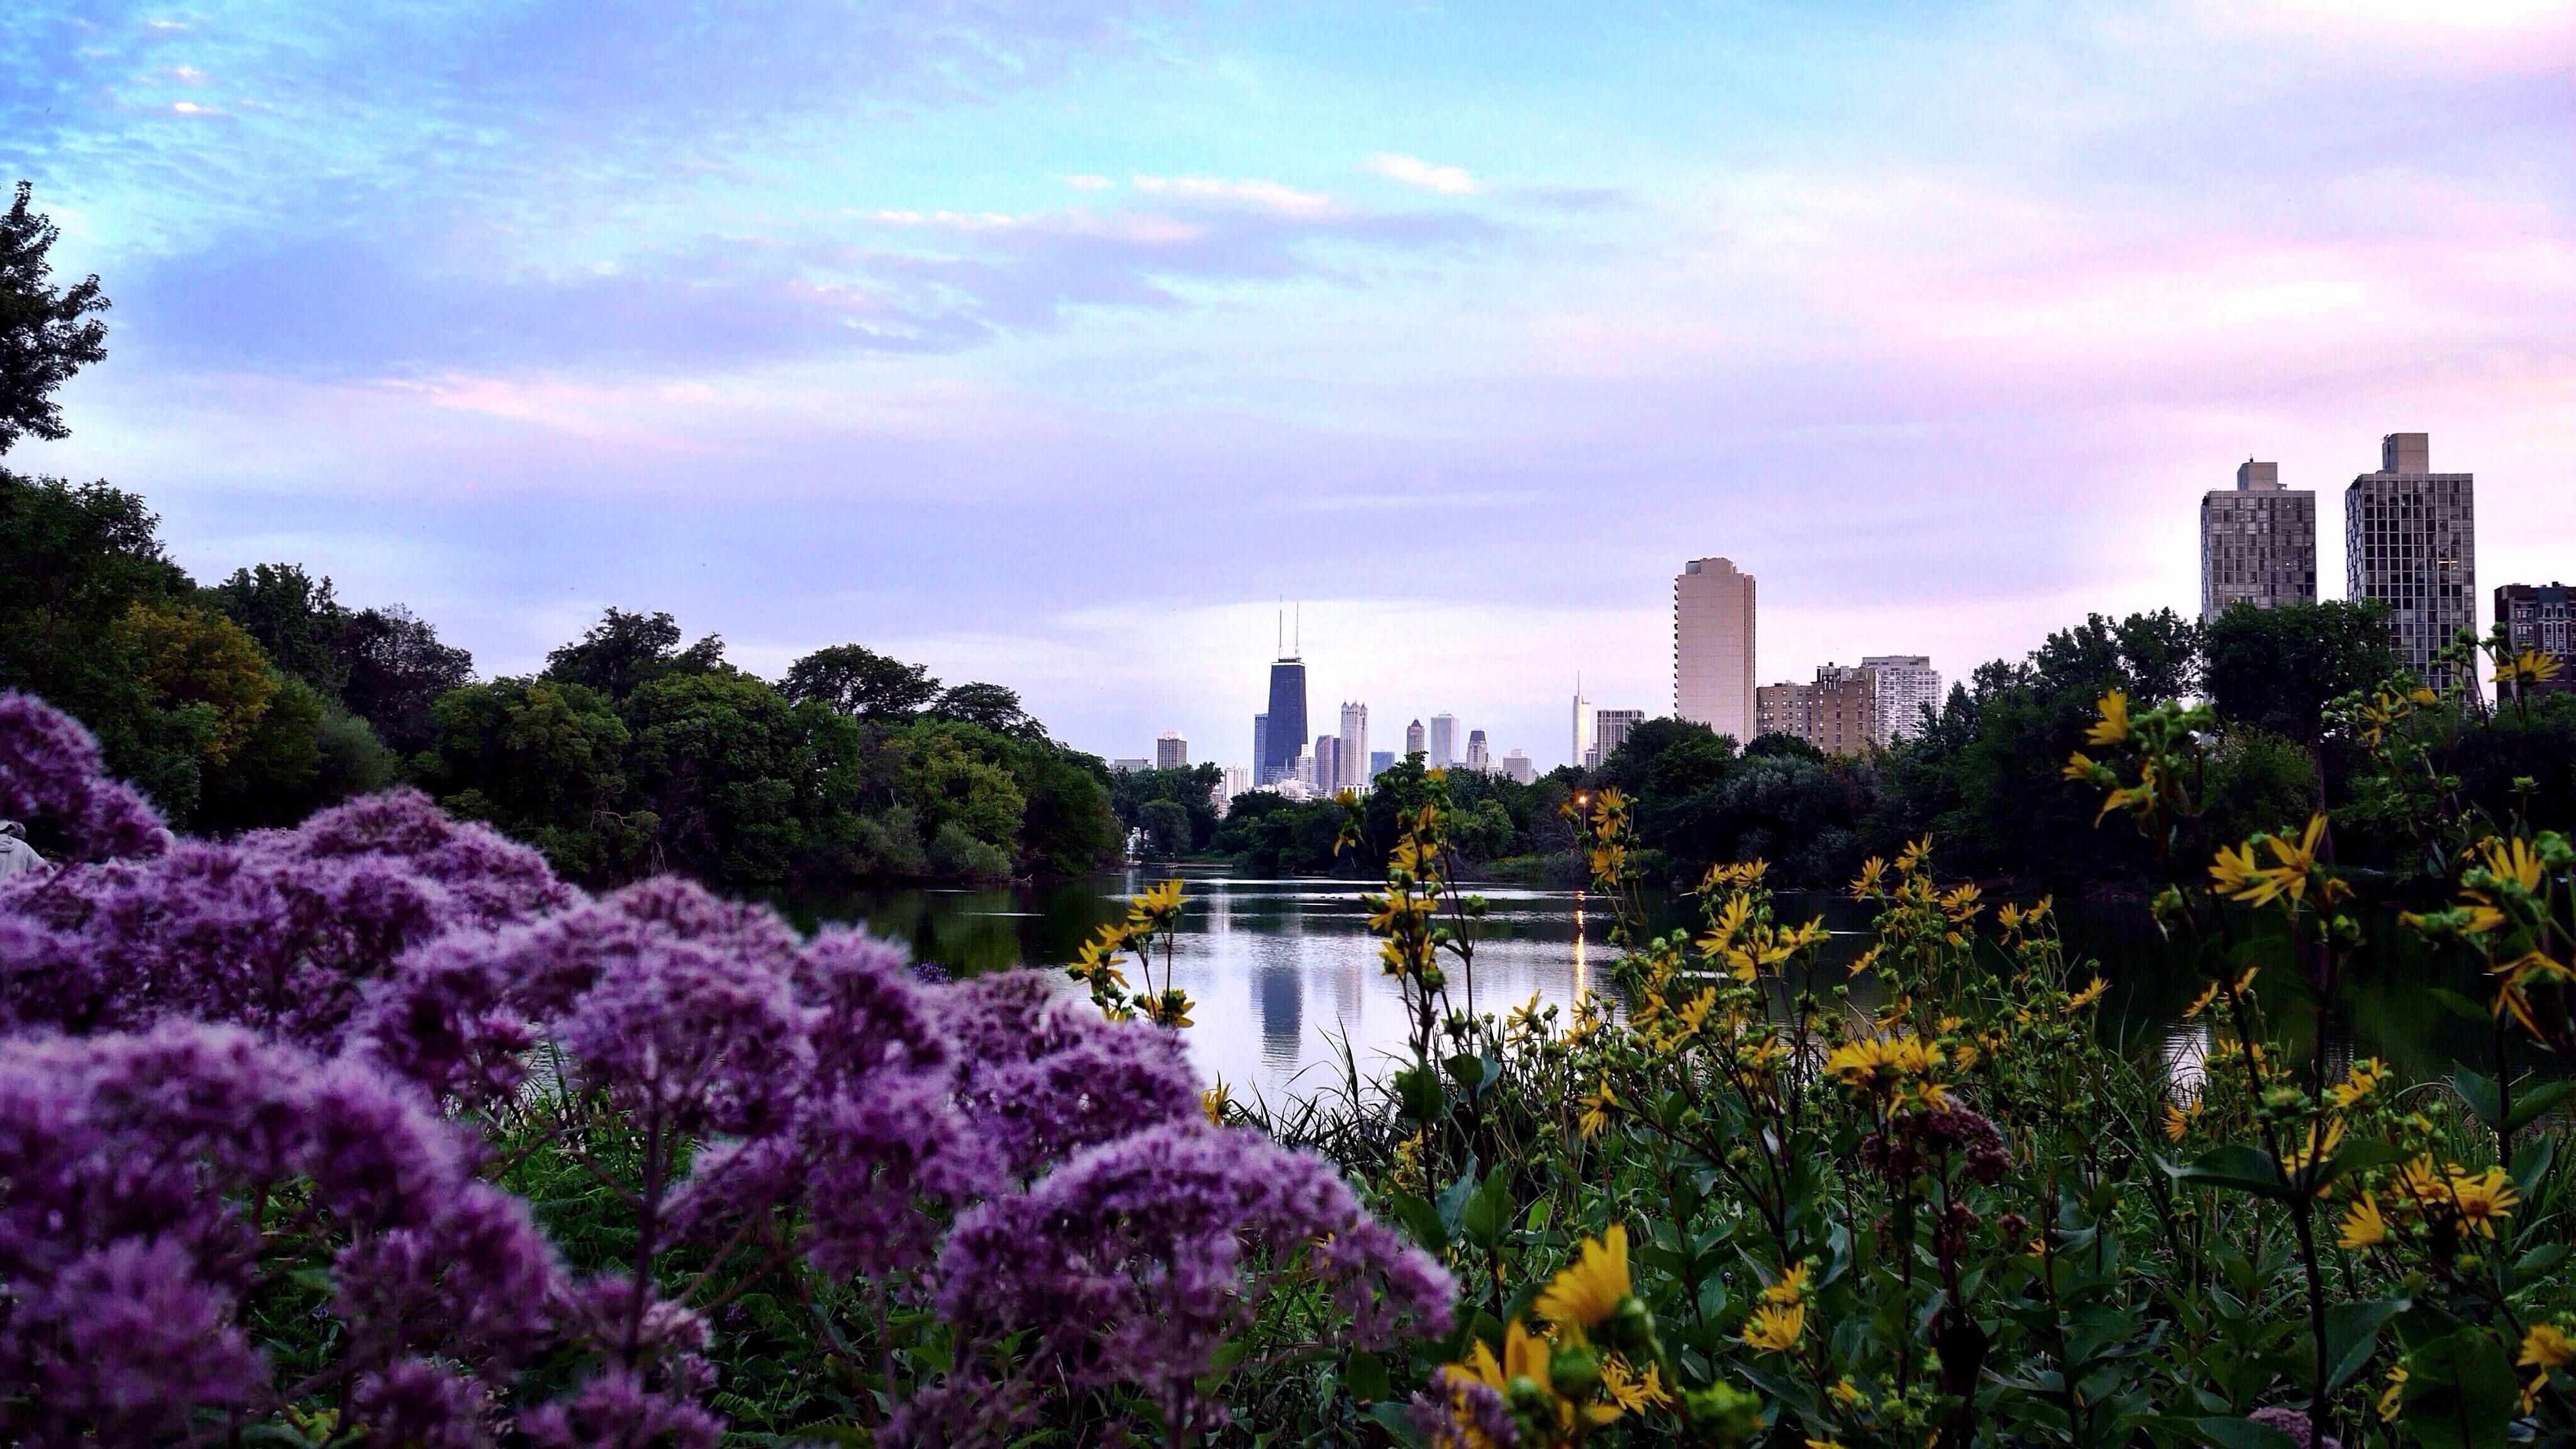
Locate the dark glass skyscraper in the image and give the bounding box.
[1262,657,1307,784]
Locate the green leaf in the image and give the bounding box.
[2426,987,2492,1027]
[2308,1140,2407,1195]
[2399,1328,2518,1449]
[2508,1133,2553,1208]
[1345,1349,1391,1404]
[2323,1296,2411,1393]
[1396,1063,1447,1126]
[1387,1191,1446,1254]
[2450,1069,2504,1133]
[1443,1053,1488,1093]
[2167,1144,2294,1200]
[1436,1157,1481,1238]
[2503,1079,2574,1135]
[2196,1414,2300,1449]
[1459,1167,1513,1252]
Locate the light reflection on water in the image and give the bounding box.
[789,866,2521,1105]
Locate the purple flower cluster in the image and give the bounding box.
[0,692,169,863]
[0,691,1460,1441]
[935,1122,1455,1438]
[1,786,572,1046]
[0,1022,557,1445]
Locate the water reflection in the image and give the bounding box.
[786,870,2528,1104]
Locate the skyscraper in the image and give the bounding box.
[1404,719,1426,757]
[1589,709,1644,768]
[1262,657,1308,784]
[1155,732,1187,769]
[2347,433,2476,693]
[1501,750,1535,784]
[1675,557,1757,743]
[1313,735,1339,796]
[2200,459,2317,621]
[1860,656,1942,746]
[1465,730,1490,772]
[1428,714,1457,769]
[1569,679,1592,769]
[1339,702,1369,791]
[1252,713,1269,780]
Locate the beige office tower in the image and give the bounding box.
[2346,433,2476,694]
[1338,702,1369,791]
[1675,558,1757,742]
[2200,459,2318,622]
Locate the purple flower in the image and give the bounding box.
[0,1023,562,1441]
[0,692,170,862]
[937,970,1201,1178]
[1410,1366,1523,1449]
[2250,1406,2343,1449]
[936,1123,1454,1433]
[350,1358,492,1449]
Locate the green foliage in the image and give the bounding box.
[2205,599,2403,750]
[542,606,726,702]
[206,562,348,696]
[0,181,110,453]
[419,676,648,878]
[780,641,941,718]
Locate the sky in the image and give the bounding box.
[3,0,2570,770]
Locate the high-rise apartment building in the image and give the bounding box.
[1754,684,1810,741]
[2347,433,2475,692]
[2496,582,2574,699]
[1218,765,1250,810]
[1339,702,1369,791]
[1587,709,1645,769]
[1262,655,1308,784]
[1155,732,1187,769]
[1428,714,1457,769]
[1501,750,1535,784]
[2200,459,2317,623]
[1313,736,1339,796]
[1860,656,1942,746]
[1465,730,1490,772]
[1252,714,1269,780]
[1757,665,1880,756]
[1404,719,1426,757]
[1675,557,1757,743]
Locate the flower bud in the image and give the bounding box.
[1602,1296,1658,1355]
[1548,1340,1602,1401]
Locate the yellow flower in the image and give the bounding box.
[2060,750,2098,782]
[2475,835,2546,893]
[2287,1118,2346,1186]
[1850,857,1888,897]
[1743,1300,1806,1353]
[2067,978,2108,1011]
[2447,1166,2519,1237]
[2162,1101,2198,1142]
[1600,1357,1670,1413]
[1578,1082,1618,1140]
[2182,982,2220,1020]
[1896,835,1933,874]
[2209,841,2263,899]
[1199,1080,1230,1125]
[2087,690,2130,746]
[1535,1225,1631,1332]
[1828,1379,1867,1409]
[1763,1262,1811,1305]
[2337,1194,2389,1249]
[2520,1323,2575,1370]
[2329,1058,2389,1109]
[1130,876,1185,918]
[2379,1365,2407,1422]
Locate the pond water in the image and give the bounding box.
[787,867,2528,1107]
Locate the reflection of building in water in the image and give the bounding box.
[1257,958,1302,1069]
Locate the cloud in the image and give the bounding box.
[1362,152,1478,196]
[1063,174,1115,191]
[1129,175,1339,217]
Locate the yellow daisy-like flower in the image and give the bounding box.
[2329,1058,2390,1109]
[2447,1167,2519,1237]
[2162,1101,2197,1143]
[2379,1365,2407,1422]
[1896,835,1933,874]
[2086,689,2130,746]
[1199,1080,1230,1125]
[2067,977,2108,1011]
[1763,1262,1812,1306]
[1600,1357,1671,1413]
[1850,857,1888,897]
[2182,982,2220,1020]
[2337,1193,2389,1250]
[1827,1379,1867,1409]
[1577,1082,1618,1140]
[2475,835,2547,894]
[1535,1225,1631,1332]
[2520,1323,2575,1370]
[1743,1300,1806,1354]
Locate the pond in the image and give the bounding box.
[787,866,2530,1108]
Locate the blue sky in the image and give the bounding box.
[4,0,2570,767]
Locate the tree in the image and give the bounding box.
[2203,599,2402,751]
[543,608,724,702]
[931,681,1046,741]
[0,182,110,455]
[1138,798,1191,858]
[781,643,940,719]
[418,678,643,880]
[209,563,349,697]
[619,671,811,889]
[336,606,474,757]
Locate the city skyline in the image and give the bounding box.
[3,4,2563,774]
